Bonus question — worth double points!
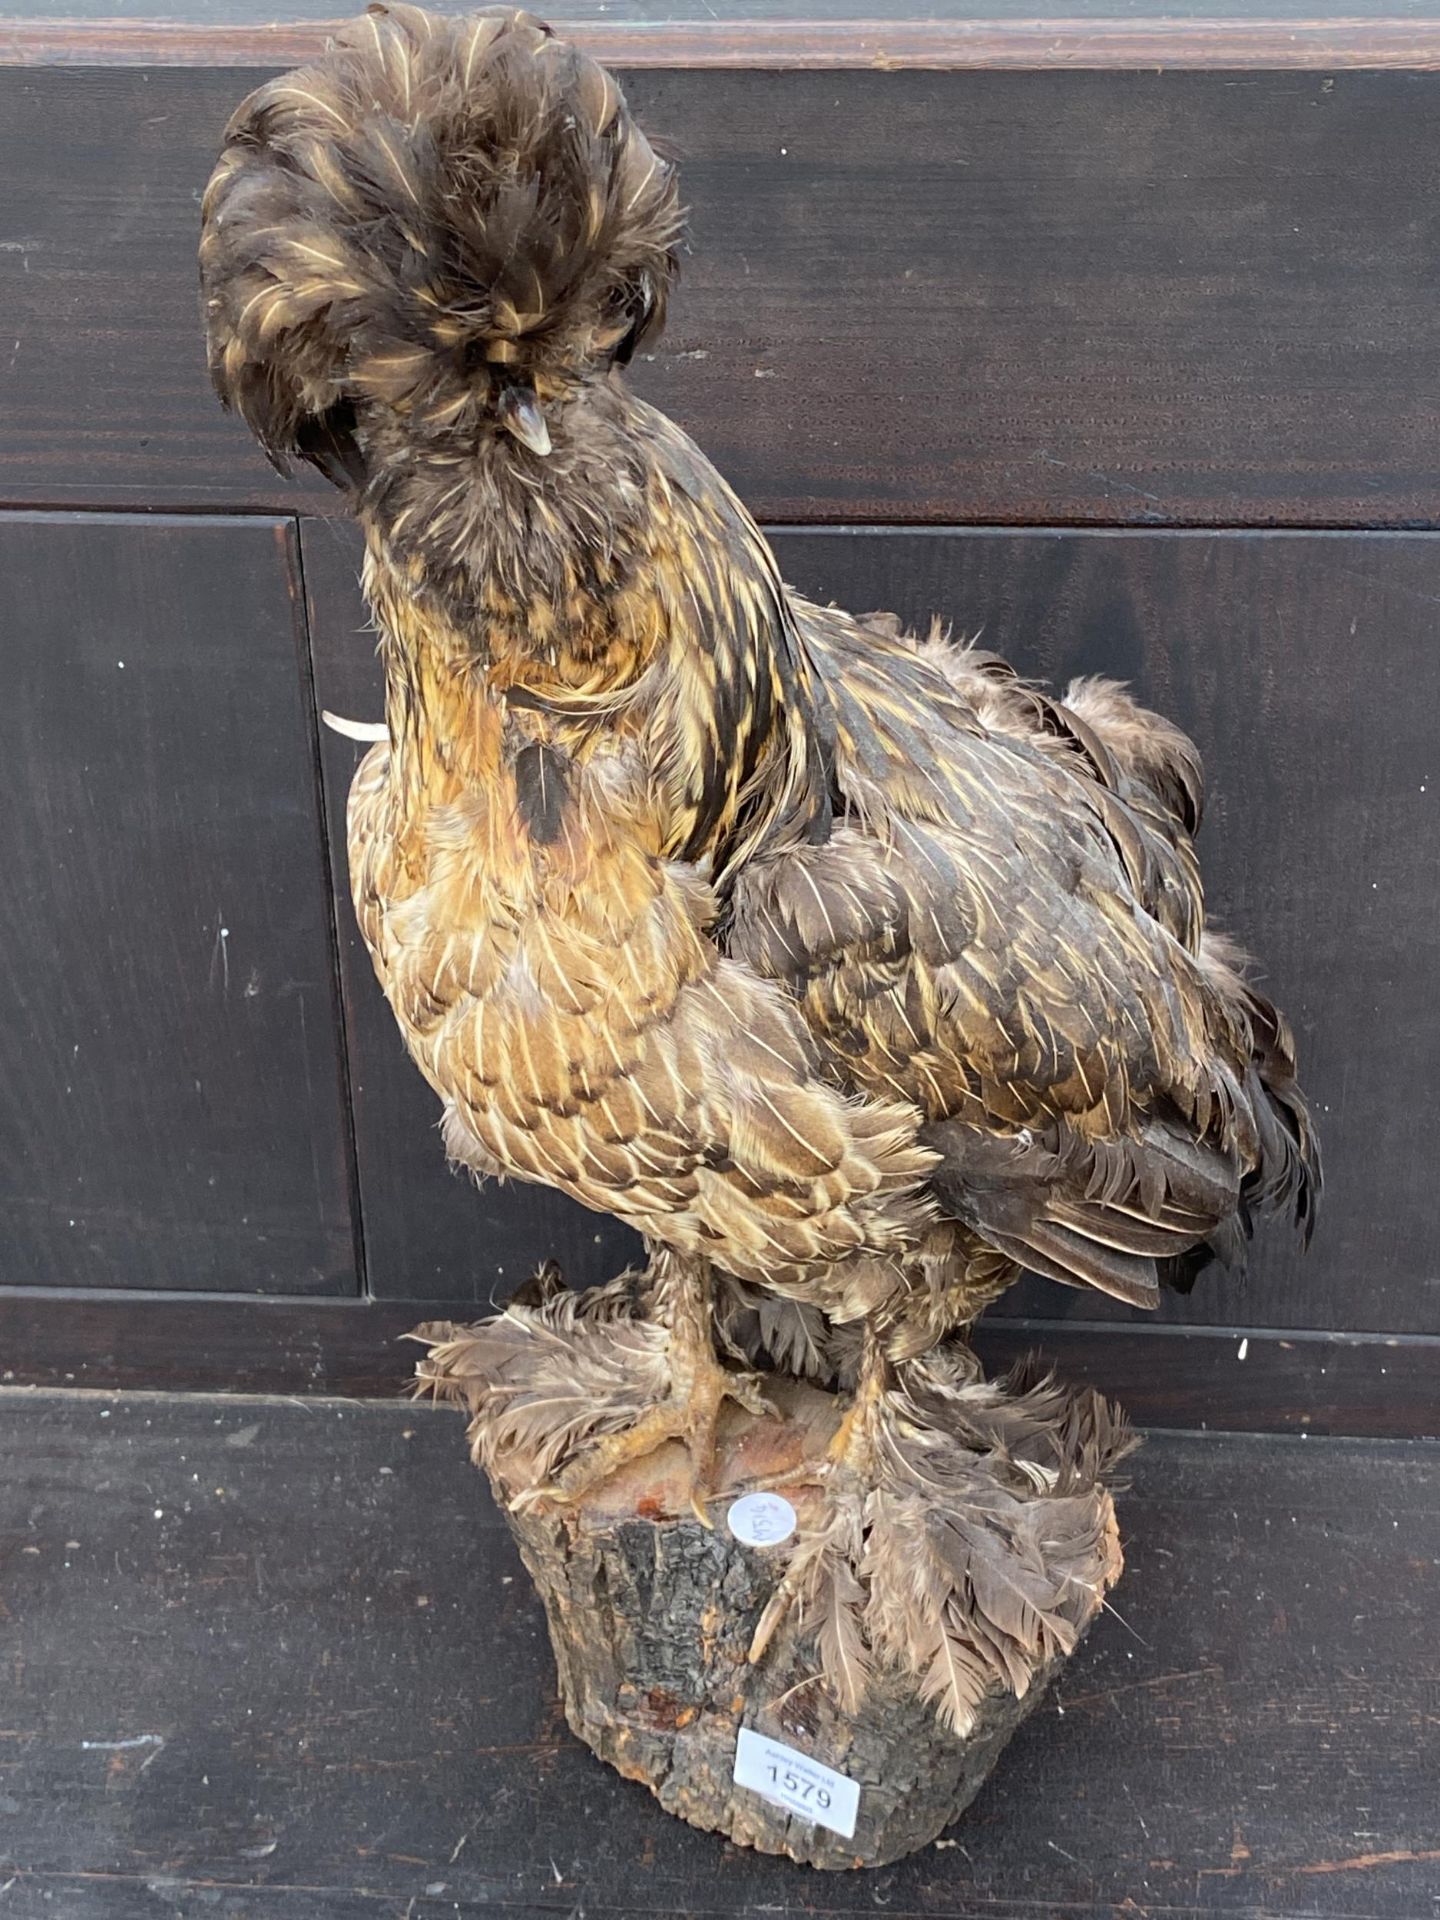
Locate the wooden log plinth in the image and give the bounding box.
[489,1379,1105,1869]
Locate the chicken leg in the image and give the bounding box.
[520,1249,772,1524]
[743,1323,893,1665]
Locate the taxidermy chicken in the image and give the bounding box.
[201,5,1317,1729]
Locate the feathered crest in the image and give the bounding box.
[200,4,683,472]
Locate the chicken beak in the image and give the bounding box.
[497,384,552,457]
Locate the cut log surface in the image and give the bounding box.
[494,1380,1106,1869]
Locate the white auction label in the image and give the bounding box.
[733,1727,860,1838]
[725,1491,797,1547]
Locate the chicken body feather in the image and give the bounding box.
[201,1,1319,1729]
[201,3,1314,1350]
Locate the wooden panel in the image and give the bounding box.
[0,512,356,1294]
[9,0,1440,34]
[3,1389,1437,1916]
[774,527,1439,1335]
[1,1288,1435,1436]
[4,67,1440,526]
[10,15,1440,69]
[301,523,641,1304]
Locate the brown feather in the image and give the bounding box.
[203,10,1318,1477]
[768,1350,1131,1731]
[409,1266,669,1495]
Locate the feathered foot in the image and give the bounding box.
[412,1254,772,1526]
[524,1339,771,1524]
[522,1252,774,1523]
[747,1325,891,1665]
[721,1316,885,1511]
[750,1340,1134,1735]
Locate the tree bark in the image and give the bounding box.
[491,1378,1109,1870]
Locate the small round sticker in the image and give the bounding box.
[726,1491,797,1547]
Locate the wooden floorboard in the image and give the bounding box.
[0,1389,1436,1917]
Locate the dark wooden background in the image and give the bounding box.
[2,40,1436,1434]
